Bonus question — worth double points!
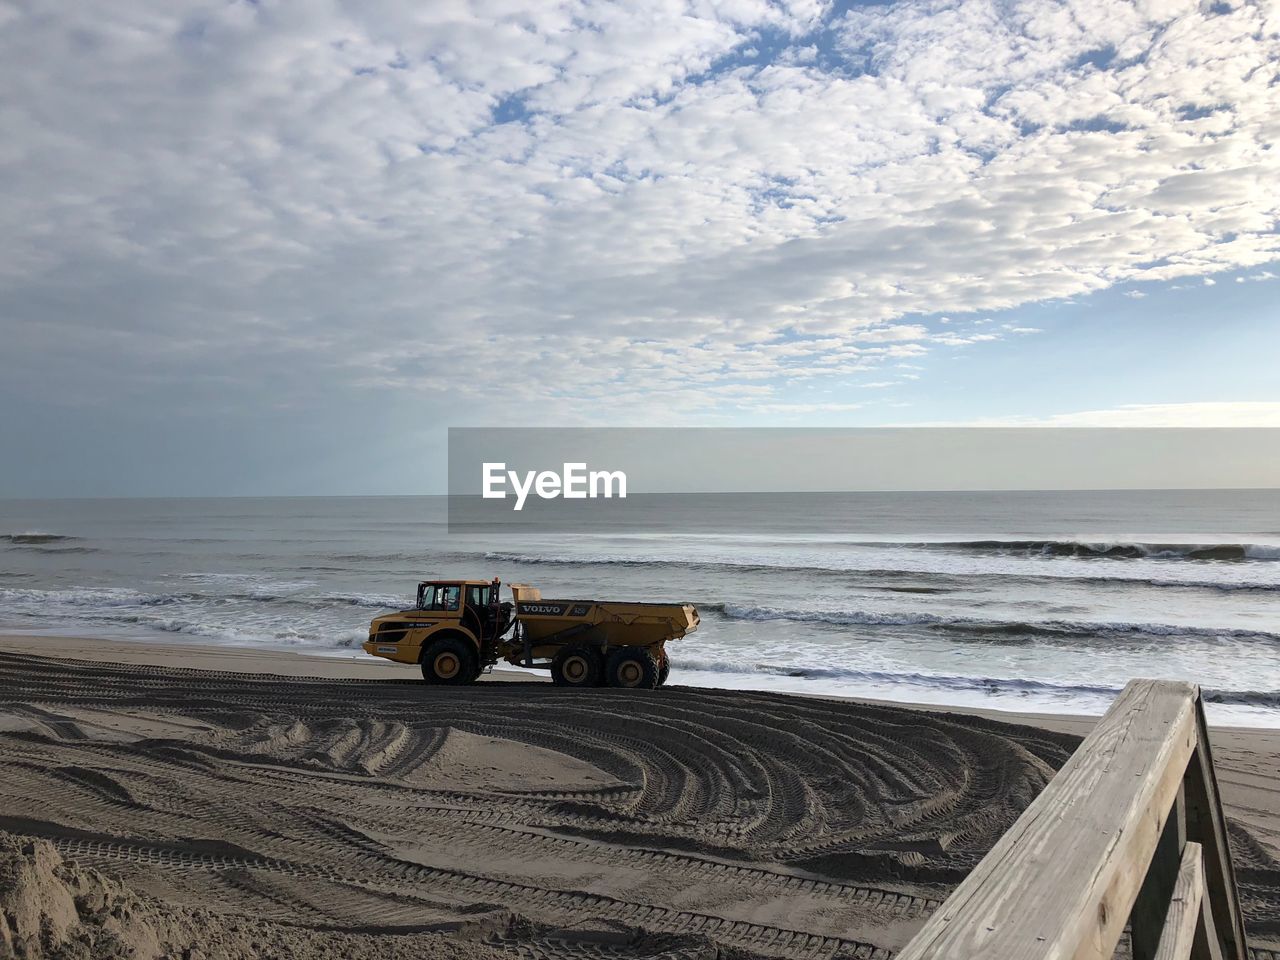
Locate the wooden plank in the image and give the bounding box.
[1133,784,1188,960]
[1153,842,1204,960]
[1194,901,1225,960]
[1193,866,1226,960]
[1184,695,1249,960]
[896,679,1199,960]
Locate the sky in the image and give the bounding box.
[0,0,1278,496]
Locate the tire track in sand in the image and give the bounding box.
[4,651,1267,958]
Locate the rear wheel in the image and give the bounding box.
[656,651,670,687]
[421,637,477,685]
[552,644,603,688]
[605,647,659,690]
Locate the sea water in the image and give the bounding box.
[1,491,1278,725]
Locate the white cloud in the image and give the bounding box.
[748,401,864,414]
[853,324,929,342]
[934,331,1003,345]
[0,0,1277,425]
[935,402,1280,427]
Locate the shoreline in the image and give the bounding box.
[3,630,1276,738]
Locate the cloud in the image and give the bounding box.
[852,324,929,342]
[930,402,1280,427]
[747,401,865,414]
[0,0,1278,428]
[933,332,1003,345]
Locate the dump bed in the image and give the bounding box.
[508,584,698,649]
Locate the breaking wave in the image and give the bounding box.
[707,603,1280,643]
[899,540,1280,560]
[106,614,368,649]
[483,550,1280,592]
[179,572,316,596]
[0,587,184,608]
[314,592,407,609]
[1,533,78,545]
[672,659,1280,708]
[1,533,89,551]
[486,550,672,567]
[488,540,1280,564]
[0,585,405,612]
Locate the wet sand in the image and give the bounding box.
[1,634,1277,959]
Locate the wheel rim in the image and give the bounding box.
[435,652,460,679]
[617,660,642,686]
[564,656,588,683]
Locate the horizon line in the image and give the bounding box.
[3,486,1280,502]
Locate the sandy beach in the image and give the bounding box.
[1,634,1278,959]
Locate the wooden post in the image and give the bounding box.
[1133,783,1188,960]
[1152,842,1204,960]
[1184,695,1248,960]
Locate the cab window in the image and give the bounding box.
[419,585,461,611]
[467,585,490,607]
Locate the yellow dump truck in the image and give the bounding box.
[364,579,698,689]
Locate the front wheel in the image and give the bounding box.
[605,647,659,690]
[421,637,477,685]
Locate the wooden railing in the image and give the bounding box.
[897,679,1248,960]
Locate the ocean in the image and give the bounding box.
[2,491,1278,725]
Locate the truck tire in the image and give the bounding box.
[421,637,477,685]
[657,651,670,687]
[552,644,602,688]
[605,647,659,690]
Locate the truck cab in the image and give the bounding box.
[365,578,511,681]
